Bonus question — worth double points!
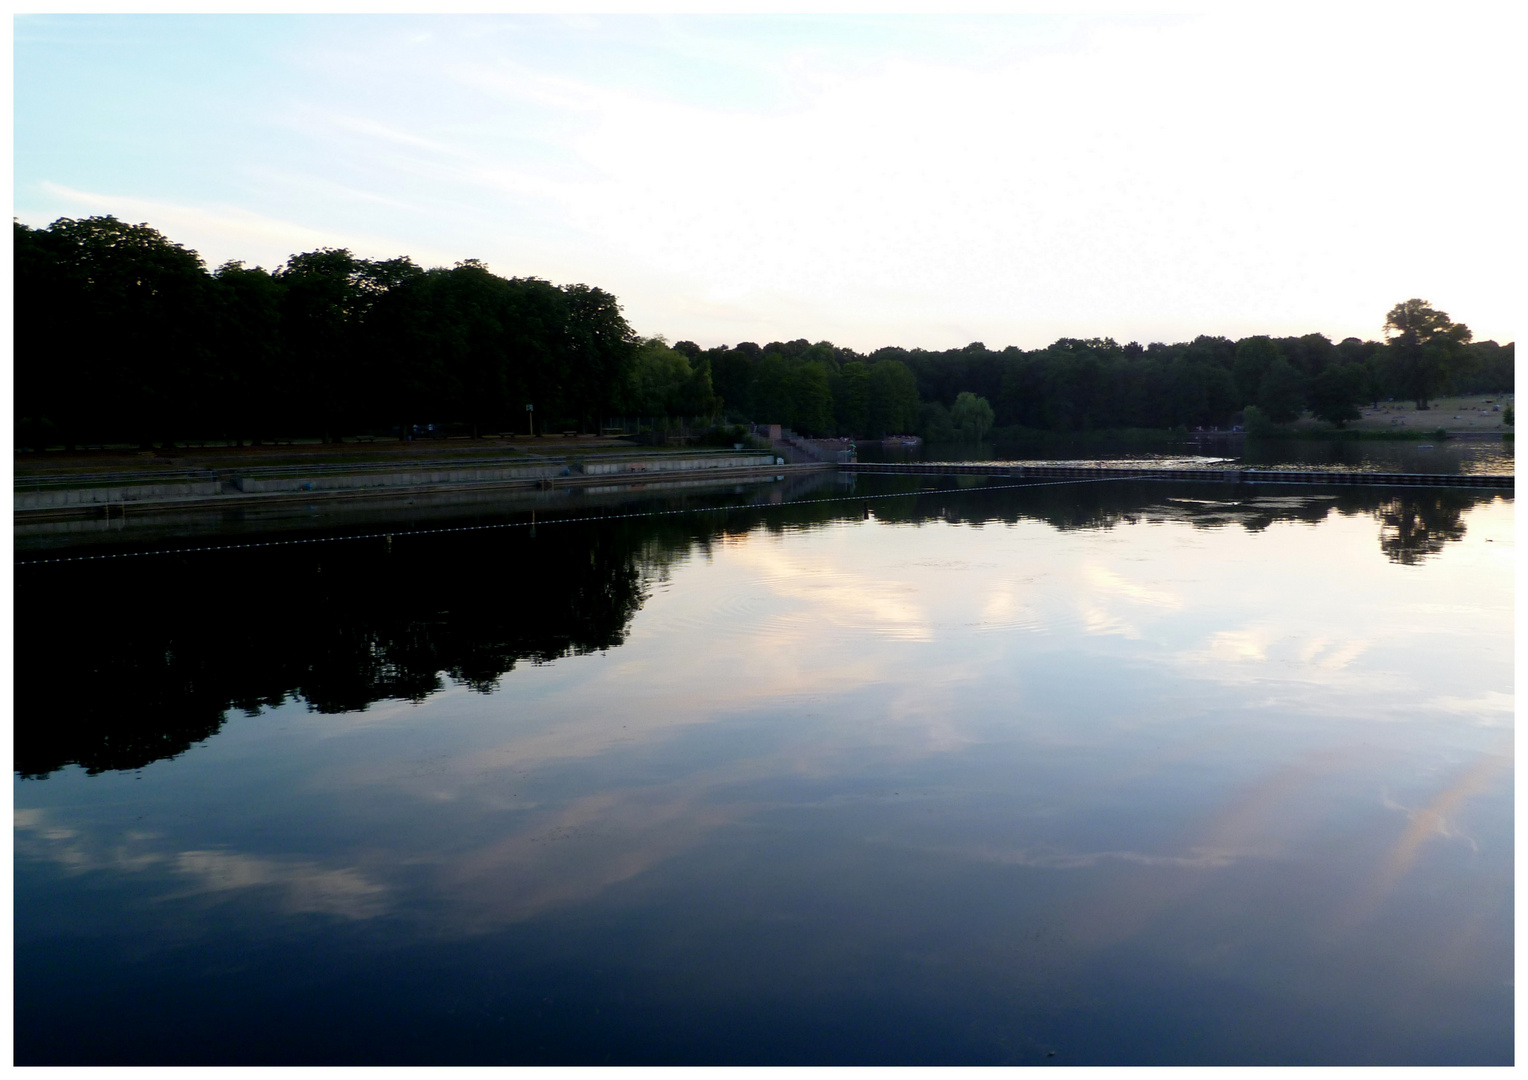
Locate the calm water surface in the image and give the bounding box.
[893,435,1515,475]
[15,477,1514,1064]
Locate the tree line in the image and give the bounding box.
[14,216,1513,450]
[15,216,636,449]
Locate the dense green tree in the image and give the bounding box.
[950,391,996,442]
[866,360,920,436]
[1233,336,1279,407]
[14,221,72,449]
[751,354,792,425]
[1448,340,1514,396]
[833,360,871,436]
[20,216,218,447]
[276,247,422,439]
[561,283,638,429]
[1309,362,1368,427]
[709,345,753,420]
[1383,299,1472,410]
[1257,358,1306,423]
[919,400,956,443]
[687,354,720,419]
[788,360,834,434]
[623,338,693,418]
[211,261,284,444]
[1276,333,1334,378]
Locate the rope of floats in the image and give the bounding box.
[15,475,1136,566]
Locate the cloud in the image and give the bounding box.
[18,14,1516,346]
[33,182,461,271]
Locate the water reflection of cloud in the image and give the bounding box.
[171,851,389,920]
[1022,750,1353,951]
[14,807,77,842]
[1420,691,1514,726]
[1079,603,1140,639]
[1074,563,1185,639]
[1172,625,1398,706]
[16,807,390,921]
[964,845,1235,870]
[1297,636,1370,670]
[727,542,933,641]
[1203,627,1272,662]
[437,780,751,932]
[1082,565,1183,610]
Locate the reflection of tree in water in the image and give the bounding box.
[957,480,1492,571]
[15,481,1505,778]
[15,521,669,778]
[1376,493,1471,565]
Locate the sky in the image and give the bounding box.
[12,13,1521,351]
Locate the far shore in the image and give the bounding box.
[13,392,1514,486]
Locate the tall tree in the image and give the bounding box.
[1257,358,1305,423]
[623,338,697,420]
[277,248,421,439]
[950,391,996,442]
[1309,362,1367,427]
[866,360,920,437]
[24,216,218,447]
[1383,299,1471,410]
[788,361,834,435]
[211,261,285,444]
[833,360,871,436]
[562,283,637,430]
[751,355,793,425]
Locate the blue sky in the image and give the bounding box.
[14,13,1518,350]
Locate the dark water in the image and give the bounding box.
[15,476,1514,1064]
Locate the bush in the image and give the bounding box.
[1242,405,1279,437]
[918,402,956,443]
[701,423,750,447]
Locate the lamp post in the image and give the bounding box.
[526,403,534,438]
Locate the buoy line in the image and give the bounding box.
[15,475,1134,566]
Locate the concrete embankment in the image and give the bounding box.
[16,462,845,554]
[15,452,813,522]
[14,479,224,510]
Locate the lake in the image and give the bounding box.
[14,472,1514,1064]
[876,433,1516,476]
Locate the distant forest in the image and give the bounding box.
[14,216,1515,450]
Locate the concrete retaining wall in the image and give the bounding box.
[233,463,564,493]
[577,454,777,476]
[16,481,221,510]
[15,454,789,513]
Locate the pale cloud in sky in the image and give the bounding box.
[14,13,1520,349]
